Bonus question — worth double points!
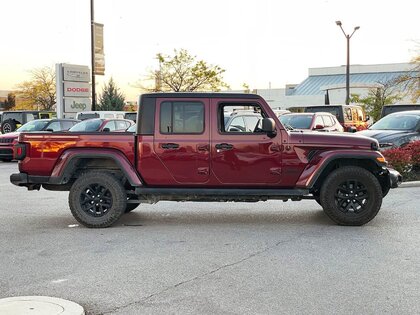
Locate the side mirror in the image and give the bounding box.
[313,124,324,130]
[102,127,110,132]
[45,128,54,132]
[262,118,276,138]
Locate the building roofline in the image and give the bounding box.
[309,63,417,76]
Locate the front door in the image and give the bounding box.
[153,98,210,184]
[210,100,282,186]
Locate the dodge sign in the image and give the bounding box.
[64,82,91,97]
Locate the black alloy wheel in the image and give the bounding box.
[335,180,369,214]
[80,183,113,217]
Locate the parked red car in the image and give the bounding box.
[279,112,344,132]
[68,118,134,132]
[0,119,79,162]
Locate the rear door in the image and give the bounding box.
[153,98,210,184]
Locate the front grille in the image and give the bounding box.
[0,138,14,143]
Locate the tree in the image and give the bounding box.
[350,79,402,121]
[16,67,56,110]
[395,54,420,102]
[3,93,16,110]
[141,49,229,92]
[98,78,125,111]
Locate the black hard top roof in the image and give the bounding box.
[141,92,261,99]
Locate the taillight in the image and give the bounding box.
[14,143,27,160]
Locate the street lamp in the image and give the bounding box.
[90,0,96,110]
[336,20,360,105]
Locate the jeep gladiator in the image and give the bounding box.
[10,93,401,228]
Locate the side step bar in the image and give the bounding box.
[134,187,312,202]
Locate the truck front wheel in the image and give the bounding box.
[320,166,383,226]
[69,171,127,228]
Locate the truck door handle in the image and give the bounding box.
[161,143,179,149]
[197,144,209,152]
[215,143,233,150]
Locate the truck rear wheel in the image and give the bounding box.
[69,171,127,228]
[320,166,382,226]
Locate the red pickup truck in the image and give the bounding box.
[10,93,401,228]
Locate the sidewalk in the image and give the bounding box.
[399,180,420,188]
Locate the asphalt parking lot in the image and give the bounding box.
[0,161,419,315]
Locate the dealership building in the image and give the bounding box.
[240,62,418,110]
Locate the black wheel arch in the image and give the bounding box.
[310,157,390,197]
[49,151,144,189]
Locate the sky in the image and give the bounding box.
[0,0,419,101]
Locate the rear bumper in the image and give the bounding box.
[10,173,49,190]
[388,168,402,188]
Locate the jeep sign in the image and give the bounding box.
[64,98,92,113]
[64,82,91,97]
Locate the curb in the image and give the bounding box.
[399,181,420,188]
[0,296,84,315]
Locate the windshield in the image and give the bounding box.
[69,119,102,132]
[279,114,313,129]
[370,114,420,130]
[16,120,49,132]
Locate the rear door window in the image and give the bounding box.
[160,101,204,134]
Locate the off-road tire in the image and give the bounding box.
[320,166,382,226]
[69,171,127,228]
[1,119,17,134]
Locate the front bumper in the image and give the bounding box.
[388,168,402,188]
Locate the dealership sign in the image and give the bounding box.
[64,98,92,112]
[56,63,91,118]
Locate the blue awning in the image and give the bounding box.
[290,71,411,95]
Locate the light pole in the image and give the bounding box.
[336,21,360,105]
[90,0,96,110]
